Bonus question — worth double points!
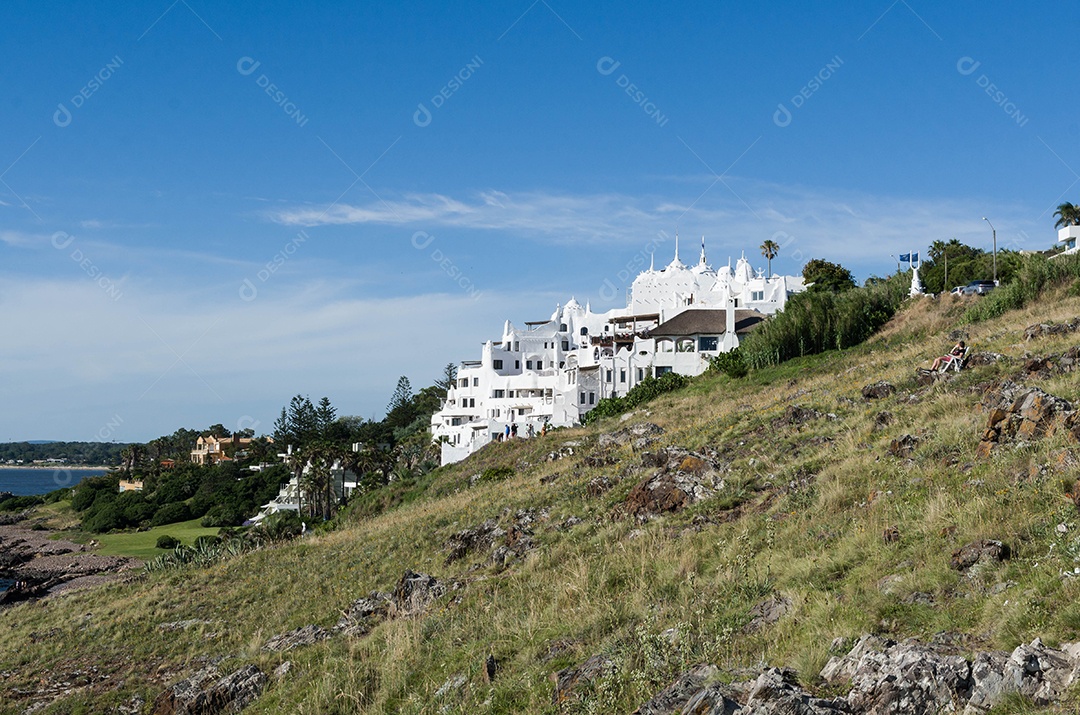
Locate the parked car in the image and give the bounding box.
[949,286,965,296]
[961,280,996,296]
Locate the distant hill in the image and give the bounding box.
[0,441,129,466]
[24,441,58,445]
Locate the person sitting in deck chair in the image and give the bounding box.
[931,341,965,371]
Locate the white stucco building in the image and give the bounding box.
[431,238,807,465]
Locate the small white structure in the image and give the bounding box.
[909,266,925,296]
[431,238,807,465]
[1058,226,1080,256]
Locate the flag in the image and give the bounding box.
[911,252,919,263]
[899,253,910,262]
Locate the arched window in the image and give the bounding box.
[580,327,588,336]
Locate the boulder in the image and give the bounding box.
[263,624,331,653]
[598,422,666,449]
[772,405,822,429]
[744,595,792,634]
[334,591,391,637]
[950,539,1010,571]
[821,636,970,714]
[625,448,725,520]
[390,570,446,618]
[862,381,896,400]
[551,654,615,705]
[888,434,919,458]
[744,668,849,714]
[152,665,267,715]
[1024,318,1080,341]
[630,663,720,715]
[977,381,1076,457]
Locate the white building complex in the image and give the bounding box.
[431,238,808,465]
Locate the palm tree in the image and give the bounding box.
[760,239,779,276]
[1054,202,1080,229]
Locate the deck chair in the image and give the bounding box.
[937,346,969,373]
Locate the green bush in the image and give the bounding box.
[200,504,242,528]
[476,466,514,484]
[155,535,180,550]
[709,349,748,378]
[83,503,127,533]
[259,510,303,541]
[582,372,691,425]
[964,253,1080,323]
[740,273,909,369]
[150,501,192,527]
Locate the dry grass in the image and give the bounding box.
[4,296,1080,713]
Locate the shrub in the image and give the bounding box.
[582,372,691,425]
[193,535,220,549]
[476,466,514,484]
[155,535,180,550]
[150,502,192,527]
[83,503,127,533]
[259,510,303,541]
[739,273,909,368]
[200,504,242,528]
[709,348,748,378]
[964,253,1080,323]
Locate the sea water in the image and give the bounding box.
[0,468,106,496]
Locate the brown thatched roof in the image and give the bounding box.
[650,309,766,337]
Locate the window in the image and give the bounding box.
[580,392,586,404]
[699,336,719,352]
[515,360,520,369]
[637,368,644,381]
[493,389,505,398]
[473,377,479,387]
[526,360,533,369]
[580,327,588,336]
[518,408,526,416]
[620,369,627,383]
[655,366,673,376]
[562,340,570,351]
[606,369,612,382]
[508,391,515,398]
[560,323,568,332]
[589,392,595,405]
[493,359,503,370]
[751,290,764,301]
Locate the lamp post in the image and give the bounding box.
[982,217,997,284]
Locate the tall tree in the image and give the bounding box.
[1054,202,1080,229]
[434,363,458,397]
[802,258,857,293]
[760,239,779,277]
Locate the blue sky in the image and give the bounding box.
[1,1,1076,441]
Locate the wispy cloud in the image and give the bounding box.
[267,181,1047,267]
[0,230,52,248]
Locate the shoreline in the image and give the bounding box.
[0,465,115,471]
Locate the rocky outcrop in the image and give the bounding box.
[443,510,538,566]
[950,539,1010,571]
[862,381,896,400]
[263,624,331,652]
[744,595,793,634]
[551,654,616,705]
[888,434,919,458]
[152,664,267,715]
[1024,318,1080,341]
[625,448,726,521]
[622,635,1080,715]
[0,523,140,605]
[334,592,391,637]
[976,381,1079,458]
[390,570,446,618]
[334,569,450,638]
[771,405,824,429]
[598,422,665,450]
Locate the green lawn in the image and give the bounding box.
[92,518,221,559]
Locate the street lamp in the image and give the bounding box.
[982,217,997,284]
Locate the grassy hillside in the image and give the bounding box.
[4,291,1080,714]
